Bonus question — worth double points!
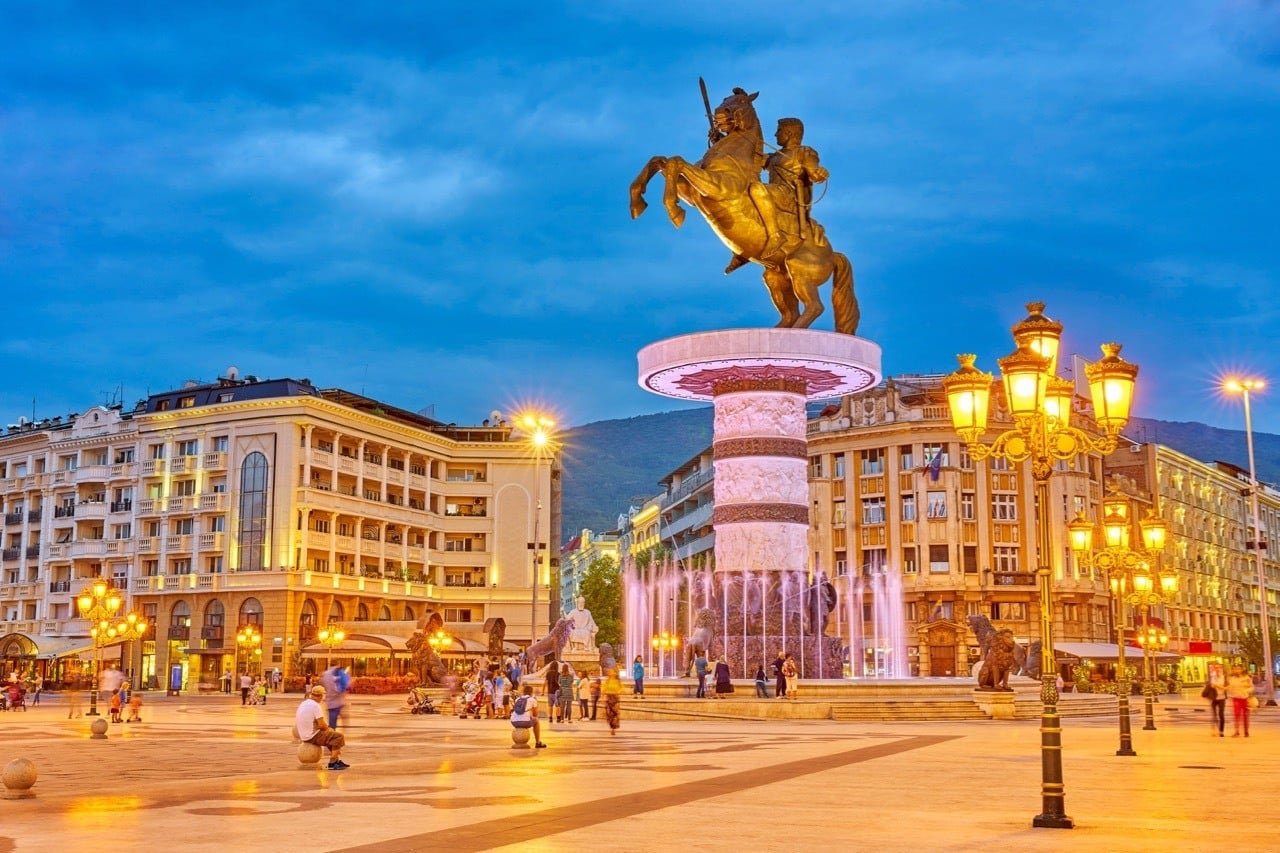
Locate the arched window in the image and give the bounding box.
[204,599,225,627]
[237,451,269,571]
[300,599,318,627]
[379,605,392,621]
[403,604,415,622]
[329,601,344,622]
[356,603,369,621]
[171,601,191,627]
[239,597,263,627]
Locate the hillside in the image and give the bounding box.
[560,410,1279,539]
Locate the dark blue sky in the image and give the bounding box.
[2,2,1277,432]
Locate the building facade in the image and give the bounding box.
[558,528,619,615]
[1105,440,1280,682]
[658,448,715,569]
[807,375,1113,677]
[0,375,559,689]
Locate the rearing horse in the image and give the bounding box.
[629,88,859,334]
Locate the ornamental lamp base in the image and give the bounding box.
[1033,814,1075,830]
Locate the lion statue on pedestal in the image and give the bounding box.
[976,628,1017,691]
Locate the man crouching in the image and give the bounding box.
[297,684,349,769]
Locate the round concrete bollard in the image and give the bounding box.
[510,726,531,749]
[89,718,109,740]
[297,742,323,767]
[2,758,37,799]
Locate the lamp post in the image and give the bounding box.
[1068,495,1174,751]
[1136,623,1170,730]
[651,631,680,677]
[317,623,346,672]
[1223,377,1275,705]
[427,629,453,673]
[945,301,1139,830]
[235,624,263,679]
[518,413,557,648]
[76,579,146,717]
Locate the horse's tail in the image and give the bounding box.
[831,252,860,335]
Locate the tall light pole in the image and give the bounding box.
[945,302,1138,830]
[1069,495,1174,752]
[317,623,346,672]
[518,413,557,648]
[1223,377,1274,705]
[76,579,146,717]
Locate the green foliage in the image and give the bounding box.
[1234,625,1280,671]
[579,554,621,648]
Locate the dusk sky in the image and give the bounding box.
[3,2,1277,432]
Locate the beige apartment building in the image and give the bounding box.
[807,375,1113,678]
[1105,440,1280,682]
[0,374,559,690]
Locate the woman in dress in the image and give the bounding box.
[782,654,799,701]
[602,668,623,734]
[713,656,733,699]
[1226,664,1256,737]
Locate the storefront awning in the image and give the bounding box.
[1055,642,1180,661]
[0,633,114,661]
[301,638,396,658]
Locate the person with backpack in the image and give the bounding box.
[509,684,547,748]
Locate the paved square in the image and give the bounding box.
[0,693,1272,852]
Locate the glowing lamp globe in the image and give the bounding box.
[1085,343,1138,433]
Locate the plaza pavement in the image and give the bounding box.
[0,691,1273,853]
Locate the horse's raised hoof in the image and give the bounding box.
[630,197,648,219]
[667,207,686,228]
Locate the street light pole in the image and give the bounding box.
[946,302,1141,831]
[1224,378,1275,705]
[518,413,556,649]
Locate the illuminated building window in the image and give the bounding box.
[237,451,268,571]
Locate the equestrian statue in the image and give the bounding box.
[630,81,859,334]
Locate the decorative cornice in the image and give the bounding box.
[713,503,809,525]
[713,437,808,460]
[712,377,809,396]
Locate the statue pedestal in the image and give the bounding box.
[562,650,601,676]
[636,328,882,677]
[972,688,1017,720]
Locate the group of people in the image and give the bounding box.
[1202,664,1260,737]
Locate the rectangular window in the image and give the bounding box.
[959,446,973,470]
[112,524,132,540]
[992,601,1027,620]
[963,545,978,574]
[145,521,161,537]
[833,453,846,479]
[992,494,1018,521]
[311,518,331,534]
[926,490,947,519]
[212,436,229,452]
[206,556,223,573]
[861,497,886,525]
[444,607,474,623]
[142,559,159,577]
[860,448,884,476]
[901,494,916,522]
[990,455,1011,472]
[929,544,950,573]
[114,448,135,464]
[173,518,194,535]
[149,444,166,460]
[173,479,196,496]
[832,502,846,525]
[961,492,976,521]
[862,548,887,572]
[902,547,918,574]
[176,439,198,457]
[899,445,915,471]
[172,558,192,575]
[178,396,196,409]
[310,557,329,572]
[209,516,225,533]
[809,456,825,479]
[923,444,949,467]
[994,546,1019,572]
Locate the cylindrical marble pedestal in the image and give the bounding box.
[638,328,882,675]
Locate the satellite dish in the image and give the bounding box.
[226,365,239,380]
[489,410,503,424]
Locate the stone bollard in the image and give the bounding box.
[510,726,532,749]
[90,718,109,740]
[297,742,323,768]
[2,758,37,799]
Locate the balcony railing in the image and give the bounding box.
[989,571,1037,587]
[55,504,76,518]
[25,545,39,558]
[202,451,227,469]
[49,580,72,593]
[110,500,133,513]
[198,493,225,511]
[168,496,193,513]
[2,548,20,561]
[27,510,41,523]
[141,459,166,475]
[2,513,21,525]
[167,625,191,641]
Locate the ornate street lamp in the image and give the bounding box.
[1222,376,1275,705]
[651,631,680,678]
[517,411,558,648]
[1136,623,1170,730]
[317,623,346,672]
[235,624,263,678]
[76,579,146,717]
[1069,497,1174,750]
[945,301,1138,830]
[426,629,453,657]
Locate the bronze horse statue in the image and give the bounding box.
[629,88,859,334]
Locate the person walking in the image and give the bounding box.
[713,656,733,699]
[221,668,232,694]
[754,663,769,698]
[772,651,787,699]
[577,672,590,721]
[66,677,83,719]
[602,668,623,735]
[296,685,349,770]
[557,664,575,724]
[1202,678,1226,737]
[631,656,646,698]
[783,654,799,701]
[589,675,601,720]
[1226,664,1256,737]
[694,651,709,699]
[239,671,253,705]
[492,670,509,719]
[31,673,42,706]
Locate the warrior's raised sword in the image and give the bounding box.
[699,77,715,146]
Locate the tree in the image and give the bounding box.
[579,554,621,648]
[1234,625,1280,672]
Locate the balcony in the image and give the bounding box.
[68,540,107,558]
[110,500,133,513]
[2,548,20,561]
[310,449,333,468]
[54,504,76,519]
[136,537,160,553]
[76,500,108,520]
[49,580,72,593]
[666,468,714,505]
[24,545,39,558]
[109,462,136,479]
[3,513,21,525]
[137,498,160,515]
[141,459,166,476]
[989,571,1037,587]
[167,625,191,641]
[75,464,110,482]
[198,494,226,512]
[338,456,358,474]
[46,544,68,559]
[307,531,332,549]
[444,506,488,518]
[27,510,41,523]
[202,451,227,470]
[106,539,132,554]
[200,626,224,641]
[168,496,194,513]
[166,535,193,552]
[198,532,225,550]
[170,456,192,474]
